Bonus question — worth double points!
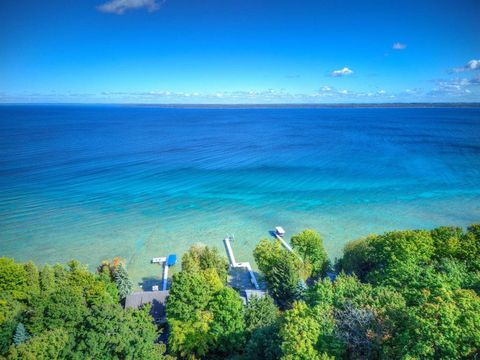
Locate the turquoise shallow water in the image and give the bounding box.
[0,105,479,286]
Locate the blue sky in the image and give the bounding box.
[1,0,479,103]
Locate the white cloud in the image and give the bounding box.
[453,59,480,73]
[428,76,480,97]
[392,42,407,50]
[3,82,480,104]
[330,67,353,77]
[97,0,162,14]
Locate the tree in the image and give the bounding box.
[269,253,304,309]
[167,270,220,322]
[254,239,304,309]
[182,244,229,283]
[253,239,284,276]
[367,230,435,284]
[291,229,329,279]
[113,264,133,300]
[0,258,29,301]
[13,323,29,345]
[279,301,332,360]
[208,287,246,354]
[0,295,23,354]
[334,302,377,358]
[431,226,462,259]
[167,269,222,358]
[39,264,55,294]
[6,328,68,360]
[0,257,168,359]
[74,304,169,360]
[169,311,213,359]
[23,261,40,296]
[26,286,89,335]
[336,236,376,281]
[388,289,480,359]
[244,294,279,333]
[306,274,405,358]
[245,323,282,360]
[457,224,480,271]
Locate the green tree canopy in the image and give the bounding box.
[254,239,305,309]
[0,258,29,301]
[6,328,68,360]
[244,294,279,333]
[181,244,229,283]
[74,303,169,359]
[291,229,329,279]
[208,287,246,354]
[39,264,55,294]
[389,288,480,359]
[279,301,333,360]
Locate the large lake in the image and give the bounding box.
[1,105,479,285]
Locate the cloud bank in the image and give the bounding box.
[97,0,162,14]
[2,83,479,104]
[331,67,353,77]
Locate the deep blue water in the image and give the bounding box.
[0,105,479,283]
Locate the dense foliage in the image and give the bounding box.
[1,224,479,359]
[167,245,245,359]
[0,257,170,359]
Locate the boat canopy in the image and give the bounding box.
[167,254,177,266]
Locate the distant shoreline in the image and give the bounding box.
[136,102,480,109]
[1,102,480,109]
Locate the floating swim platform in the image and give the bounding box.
[152,257,166,264]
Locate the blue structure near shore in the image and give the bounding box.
[167,254,177,267]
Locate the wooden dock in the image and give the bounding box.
[162,262,169,291]
[274,233,294,252]
[224,236,260,290]
[273,229,303,262]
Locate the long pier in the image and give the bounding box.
[274,233,294,252]
[224,236,260,290]
[273,231,303,263]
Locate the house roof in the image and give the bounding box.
[125,290,169,322]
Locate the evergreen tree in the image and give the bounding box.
[39,264,55,293]
[13,323,29,345]
[269,253,303,310]
[23,261,40,296]
[244,294,279,333]
[113,264,133,300]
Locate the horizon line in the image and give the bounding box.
[1,102,480,108]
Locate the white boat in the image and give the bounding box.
[275,226,285,237]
